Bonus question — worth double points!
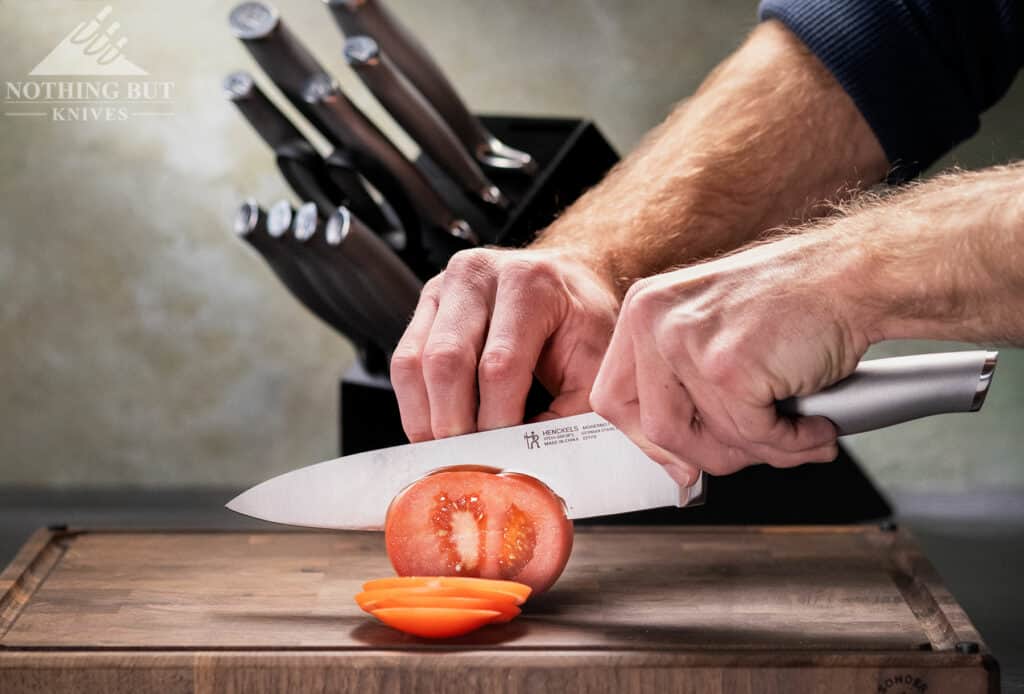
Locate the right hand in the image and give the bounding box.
[390,247,620,442]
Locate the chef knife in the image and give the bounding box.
[296,204,422,350]
[343,35,510,212]
[228,1,478,246]
[223,70,393,235]
[323,0,537,174]
[227,350,998,529]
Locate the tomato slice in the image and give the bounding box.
[371,607,501,638]
[359,594,520,622]
[362,576,532,604]
[356,587,520,612]
[384,471,573,593]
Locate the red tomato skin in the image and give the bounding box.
[384,470,573,593]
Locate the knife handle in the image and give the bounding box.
[344,36,509,211]
[778,351,998,435]
[302,74,479,246]
[224,70,306,149]
[234,200,372,346]
[324,0,536,173]
[325,207,423,348]
[230,2,324,103]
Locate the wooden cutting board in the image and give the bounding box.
[0,525,998,693]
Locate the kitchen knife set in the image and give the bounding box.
[226,0,533,372]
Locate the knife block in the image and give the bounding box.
[338,115,893,525]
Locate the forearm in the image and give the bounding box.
[819,163,1024,345]
[533,20,888,296]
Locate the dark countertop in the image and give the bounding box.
[1,487,1021,692]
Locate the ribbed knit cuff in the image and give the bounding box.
[759,0,980,181]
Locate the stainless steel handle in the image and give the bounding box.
[344,36,508,210]
[778,351,998,435]
[324,0,536,173]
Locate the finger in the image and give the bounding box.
[421,256,496,438]
[632,329,752,480]
[592,308,712,486]
[730,399,838,453]
[477,269,563,431]
[390,278,442,442]
[533,318,613,422]
[681,380,838,464]
[590,298,639,414]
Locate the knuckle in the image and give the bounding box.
[422,273,445,297]
[622,280,661,324]
[698,345,739,391]
[503,256,561,287]
[421,341,472,379]
[389,348,423,381]
[641,414,681,453]
[477,346,521,385]
[445,248,495,281]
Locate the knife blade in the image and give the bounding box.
[226,351,998,530]
[224,70,393,235]
[343,35,510,212]
[323,0,537,174]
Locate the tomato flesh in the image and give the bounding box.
[384,471,573,593]
[371,607,501,639]
[360,577,531,604]
[358,594,520,622]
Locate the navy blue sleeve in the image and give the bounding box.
[758,0,1024,181]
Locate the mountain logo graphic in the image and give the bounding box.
[29,5,147,76]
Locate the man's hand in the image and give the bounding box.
[590,232,871,483]
[391,247,619,441]
[390,19,888,443]
[592,161,1024,482]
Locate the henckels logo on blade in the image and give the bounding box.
[524,432,540,450]
[5,5,175,122]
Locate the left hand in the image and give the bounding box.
[589,232,873,484]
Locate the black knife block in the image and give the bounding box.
[338,115,892,525]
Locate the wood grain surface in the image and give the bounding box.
[0,526,999,693]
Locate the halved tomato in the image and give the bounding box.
[361,576,532,604]
[371,607,501,638]
[384,471,573,593]
[359,594,520,622]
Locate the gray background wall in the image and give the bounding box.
[1,0,1021,492]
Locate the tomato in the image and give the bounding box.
[371,607,501,638]
[361,576,532,604]
[384,471,573,593]
[359,594,521,622]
